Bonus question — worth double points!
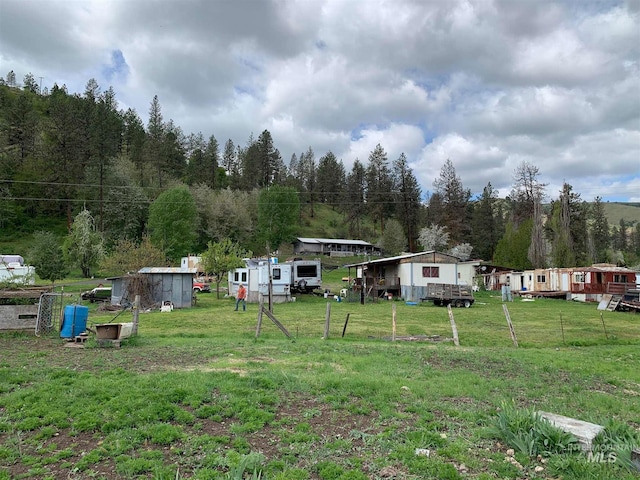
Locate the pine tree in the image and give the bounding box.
[392,153,422,251]
[204,134,220,189]
[471,183,499,261]
[316,151,346,209]
[365,144,393,234]
[433,159,471,243]
[589,196,610,263]
[345,160,367,238]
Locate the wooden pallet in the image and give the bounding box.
[607,295,622,311]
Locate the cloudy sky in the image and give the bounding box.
[1,0,639,202]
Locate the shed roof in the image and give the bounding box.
[138,267,198,274]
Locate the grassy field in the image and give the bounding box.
[1,270,640,479]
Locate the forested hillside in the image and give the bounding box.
[1,76,639,278]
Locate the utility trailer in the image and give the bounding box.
[421,283,475,308]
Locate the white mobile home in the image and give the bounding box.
[345,251,480,302]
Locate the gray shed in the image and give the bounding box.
[110,267,197,309]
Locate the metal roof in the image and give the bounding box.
[138,267,198,274]
[344,251,466,268]
[294,237,374,246]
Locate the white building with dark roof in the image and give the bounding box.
[292,237,381,257]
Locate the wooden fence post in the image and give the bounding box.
[132,295,140,336]
[324,302,331,339]
[256,297,264,338]
[502,304,518,347]
[447,304,460,346]
[342,313,350,338]
[600,312,608,339]
[392,303,397,342]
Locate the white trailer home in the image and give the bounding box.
[345,251,480,302]
[228,259,293,303]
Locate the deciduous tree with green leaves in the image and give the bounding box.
[63,209,104,278]
[148,185,198,263]
[100,236,166,275]
[29,231,69,285]
[200,239,250,298]
[256,186,299,310]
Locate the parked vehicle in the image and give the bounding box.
[81,287,112,303]
[193,280,211,293]
[421,283,474,308]
[289,259,322,293]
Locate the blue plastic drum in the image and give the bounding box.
[60,305,88,338]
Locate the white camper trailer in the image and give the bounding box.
[228,260,292,303]
[0,255,35,285]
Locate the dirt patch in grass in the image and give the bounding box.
[1,392,388,480]
[0,337,399,479]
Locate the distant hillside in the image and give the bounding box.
[602,202,640,225]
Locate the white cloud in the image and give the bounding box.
[0,0,638,201]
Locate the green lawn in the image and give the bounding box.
[1,283,639,479]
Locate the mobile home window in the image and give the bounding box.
[537,274,546,283]
[574,273,584,283]
[241,272,247,282]
[273,268,281,280]
[234,272,239,282]
[614,274,628,283]
[422,266,440,278]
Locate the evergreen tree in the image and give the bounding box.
[45,85,87,225]
[471,183,499,261]
[299,147,317,216]
[6,70,16,87]
[186,132,206,185]
[380,218,407,255]
[316,151,346,209]
[425,192,445,227]
[203,134,219,188]
[494,220,534,270]
[345,160,367,238]
[614,218,628,252]
[122,108,146,185]
[392,153,422,251]
[22,73,39,94]
[589,196,610,263]
[5,90,38,161]
[433,158,471,244]
[549,183,575,267]
[144,95,168,187]
[365,144,393,234]
[222,138,236,175]
[528,195,547,268]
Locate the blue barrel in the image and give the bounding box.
[60,305,88,338]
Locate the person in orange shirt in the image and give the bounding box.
[235,283,247,311]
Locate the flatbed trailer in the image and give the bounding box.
[421,283,475,308]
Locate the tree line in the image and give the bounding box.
[1,72,639,278]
